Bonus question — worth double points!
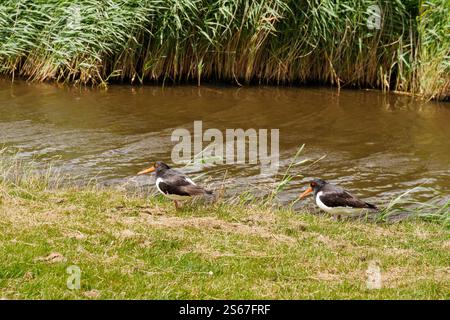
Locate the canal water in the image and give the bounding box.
[1,79,449,206]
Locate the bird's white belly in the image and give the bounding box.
[316,191,366,216]
[155,177,190,201]
[163,193,191,201]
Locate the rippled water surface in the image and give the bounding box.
[1,80,449,206]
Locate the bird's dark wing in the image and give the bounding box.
[159,169,213,196]
[179,184,213,196]
[158,181,191,196]
[161,170,194,186]
[320,186,377,209]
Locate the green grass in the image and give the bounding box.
[0,0,448,100]
[0,167,448,299]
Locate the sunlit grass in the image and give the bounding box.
[0,174,449,299]
[0,148,449,299]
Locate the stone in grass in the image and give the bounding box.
[35,252,66,263]
[83,290,101,299]
[118,229,136,239]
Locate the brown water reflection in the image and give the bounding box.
[1,79,449,206]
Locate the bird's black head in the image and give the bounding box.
[137,161,171,176]
[310,178,327,191]
[299,178,328,199]
[154,161,170,171]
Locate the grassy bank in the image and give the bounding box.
[0,0,448,100]
[0,170,449,299]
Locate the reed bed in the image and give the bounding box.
[0,0,448,99]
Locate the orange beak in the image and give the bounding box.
[137,166,155,175]
[299,187,313,199]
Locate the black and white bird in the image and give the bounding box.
[137,161,213,209]
[299,178,378,219]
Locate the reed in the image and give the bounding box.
[0,0,447,99]
[374,186,449,226]
[0,147,63,194]
[416,0,450,100]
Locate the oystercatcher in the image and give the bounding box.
[299,178,378,219]
[137,161,213,209]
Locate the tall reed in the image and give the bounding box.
[416,0,449,100]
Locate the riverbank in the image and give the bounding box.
[0,0,448,100]
[0,175,448,299]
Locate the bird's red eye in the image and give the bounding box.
[311,182,316,187]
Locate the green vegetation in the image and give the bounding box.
[0,153,449,299]
[417,0,450,100]
[0,0,448,99]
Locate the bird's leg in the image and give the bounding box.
[173,200,180,210]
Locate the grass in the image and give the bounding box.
[0,154,449,299]
[0,0,448,100]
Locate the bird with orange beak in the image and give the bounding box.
[137,161,213,209]
[299,178,378,219]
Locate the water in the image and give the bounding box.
[1,79,449,206]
